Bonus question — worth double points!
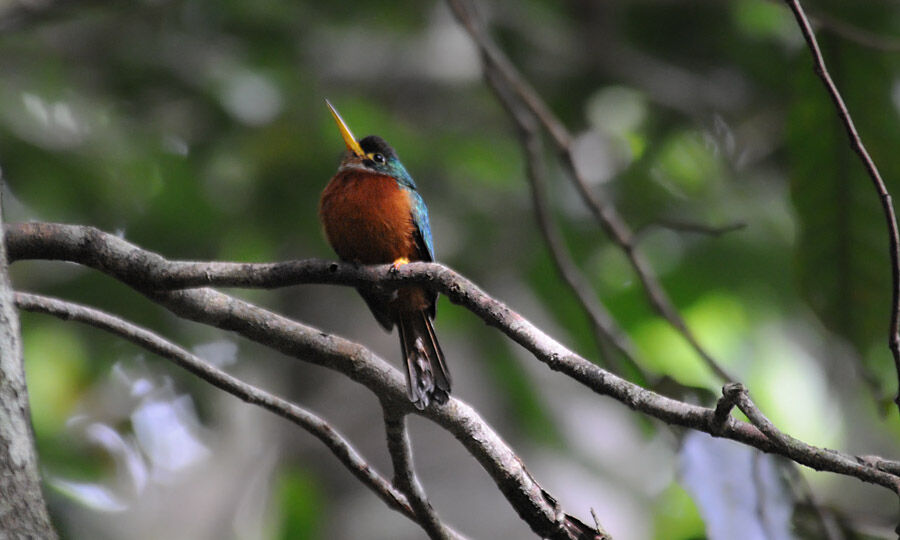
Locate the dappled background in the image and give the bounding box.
[2,0,900,538]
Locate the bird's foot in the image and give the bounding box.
[390,257,410,273]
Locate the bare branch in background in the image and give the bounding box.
[810,11,900,53]
[7,222,900,498]
[485,66,646,381]
[759,0,900,52]
[633,219,747,242]
[782,0,900,415]
[0,0,96,32]
[383,411,460,540]
[445,0,735,383]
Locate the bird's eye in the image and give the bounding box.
[372,153,385,164]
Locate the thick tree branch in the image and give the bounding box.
[0,197,56,537]
[12,291,420,524]
[6,223,596,539]
[152,293,599,539]
[383,410,457,540]
[7,222,900,498]
[782,0,900,413]
[445,0,735,383]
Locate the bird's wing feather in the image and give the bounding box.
[409,190,434,262]
[408,189,438,320]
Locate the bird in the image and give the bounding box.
[318,100,450,409]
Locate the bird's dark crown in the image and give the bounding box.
[359,135,398,160]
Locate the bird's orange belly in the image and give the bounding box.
[319,172,418,265]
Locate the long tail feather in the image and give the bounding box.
[398,311,450,409]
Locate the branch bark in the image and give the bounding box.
[383,410,457,540]
[6,223,599,539]
[7,222,900,498]
[0,195,56,537]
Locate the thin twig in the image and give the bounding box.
[811,11,900,53]
[634,219,747,242]
[7,222,900,497]
[783,0,900,414]
[761,0,900,52]
[445,0,735,384]
[383,410,456,540]
[589,508,611,540]
[13,291,422,524]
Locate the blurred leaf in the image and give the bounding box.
[633,292,745,389]
[438,134,520,189]
[633,319,713,388]
[654,130,724,197]
[731,0,796,43]
[23,322,89,436]
[749,328,844,447]
[277,468,324,540]
[653,482,705,540]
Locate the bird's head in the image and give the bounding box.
[326,99,417,189]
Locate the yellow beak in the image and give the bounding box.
[325,99,365,158]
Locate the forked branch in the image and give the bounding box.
[7,222,900,498]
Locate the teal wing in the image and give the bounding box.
[409,190,437,320]
[410,190,434,261]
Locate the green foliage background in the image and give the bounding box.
[3,0,900,538]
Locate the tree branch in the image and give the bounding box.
[0,194,56,538]
[383,410,458,540]
[761,0,900,53]
[6,223,597,539]
[7,222,900,498]
[633,219,747,241]
[13,291,419,524]
[782,0,900,414]
[445,0,735,383]
[726,383,900,493]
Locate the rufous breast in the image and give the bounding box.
[319,170,419,265]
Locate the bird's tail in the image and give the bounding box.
[398,310,451,409]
